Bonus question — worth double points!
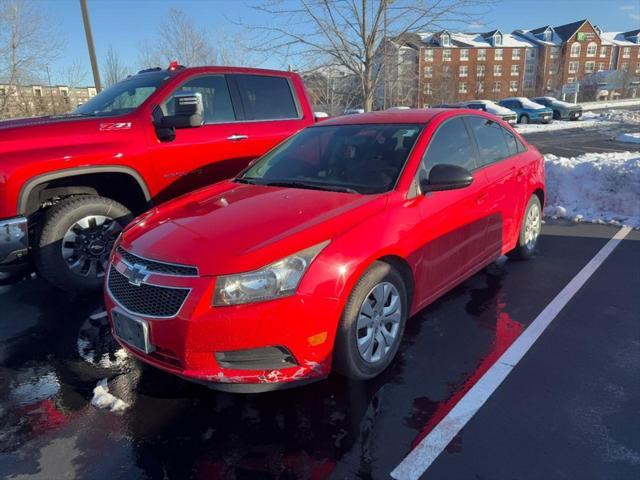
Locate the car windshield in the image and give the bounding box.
[75,72,171,117]
[239,124,422,194]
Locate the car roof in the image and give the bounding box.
[317,109,455,126]
[501,97,526,101]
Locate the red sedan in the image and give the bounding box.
[105,109,545,392]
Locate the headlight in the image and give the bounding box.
[213,241,330,306]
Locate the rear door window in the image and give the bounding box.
[234,74,299,121]
[163,75,236,123]
[502,128,519,156]
[465,116,511,166]
[422,117,477,173]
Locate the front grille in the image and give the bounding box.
[117,247,198,276]
[108,267,190,317]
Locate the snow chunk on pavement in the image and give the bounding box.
[616,132,640,144]
[91,378,128,412]
[544,152,640,228]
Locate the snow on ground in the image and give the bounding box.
[544,151,640,228]
[616,132,640,144]
[581,99,640,110]
[516,109,640,133]
[91,378,128,413]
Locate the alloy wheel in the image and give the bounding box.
[356,282,402,363]
[61,215,122,278]
[524,203,541,251]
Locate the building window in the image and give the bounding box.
[492,81,501,93]
[526,63,535,74]
[34,88,42,97]
[623,47,631,58]
[585,61,595,73]
[459,65,468,77]
[443,65,451,75]
[586,42,597,57]
[600,45,608,57]
[441,34,451,47]
[460,49,469,61]
[477,81,484,93]
[495,48,503,60]
[524,79,534,89]
[546,78,552,90]
[512,48,521,60]
[543,31,552,42]
[478,49,486,61]
[425,83,432,95]
[550,47,560,59]
[477,65,485,77]
[528,48,537,58]
[459,82,468,93]
[568,77,576,84]
[511,64,519,76]
[494,64,502,76]
[598,62,605,71]
[424,66,433,78]
[636,64,640,74]
[424,48,433,62]
[570,42,581,57]
[494,33,503,46]
[568,61,579,73]
[509,80,518,92]
[621,62,629,72]
[443,49,451,61]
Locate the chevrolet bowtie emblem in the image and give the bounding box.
[124,263,150,286]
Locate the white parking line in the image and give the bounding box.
[390,226,632,480]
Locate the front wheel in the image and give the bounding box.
[333,262,408,380]
[519,114,529,124]
[34,195,132,292]
[509,195,542,260]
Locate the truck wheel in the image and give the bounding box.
[519,114,529,124]
[333,261,408,380]
[508,195,542,261]
[34,195,132,292]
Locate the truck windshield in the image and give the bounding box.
[75,72,171,117]
[239,124,422,194]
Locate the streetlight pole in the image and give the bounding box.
[79,0,102,92]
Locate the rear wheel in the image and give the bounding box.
[519,114,529,124]
[553,110,561,120]
[333,262,408,380]
[509,195,542,260]
[34,195,132,292]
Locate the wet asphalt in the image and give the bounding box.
[1,221,638,480]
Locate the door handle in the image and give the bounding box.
[476,192,489,205]
[227,134,248,141]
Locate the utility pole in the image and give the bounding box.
[79,0,102,92]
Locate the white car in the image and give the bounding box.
[461,100,518,125]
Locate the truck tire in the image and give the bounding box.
[333,261,408,380]
[34,195,132,292]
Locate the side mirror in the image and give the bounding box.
[420,164,473,193]
[157,92,204,128]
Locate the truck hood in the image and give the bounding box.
[120,181,387,276]
[0,113,91,131]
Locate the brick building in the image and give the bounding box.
[379,19,640,107]
[0,84,97,119]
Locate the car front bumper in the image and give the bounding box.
[0,216,29,272]
[104,255,342,392]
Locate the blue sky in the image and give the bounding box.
[42,0,640,85]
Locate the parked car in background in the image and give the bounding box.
[387,106,411,111]
[0,63,317,291]
[344,108,365,115]
[429,103,462,109]
[460,100,517,124]
[499,97,553,124]
[105,109,545,392]
[531,96,583,120]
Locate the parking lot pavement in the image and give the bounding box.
[0,221,637,479]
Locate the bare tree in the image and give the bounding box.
[245,0,492,111]
[303,66,361,114]
[103,45,130,87]
[0,0,64,117]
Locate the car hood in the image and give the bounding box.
[119,181,388,276]
[486,104,515,116]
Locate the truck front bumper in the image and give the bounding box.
[0,217,29,273]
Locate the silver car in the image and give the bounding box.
[531,97,583,121]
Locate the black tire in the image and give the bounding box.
[553,110,561,120]
[333,261,408,380]
[508,195,542,261]
[519,114,529,124]
[34,195,132,292]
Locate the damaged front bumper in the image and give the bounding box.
[0,216,29,273]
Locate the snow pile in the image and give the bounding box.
[91,378,128,412]
[517,109,640,133]
[616,132,640,144]
[599,109,640,124]
[544,152,640,228]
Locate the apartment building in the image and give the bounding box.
[0,84,97,119]
[380,19,640,107]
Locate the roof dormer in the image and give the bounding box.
[623,29,640,44]
[438,30,452,47]
[536,27,554,42]
[482,29,504,46]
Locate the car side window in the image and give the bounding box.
[466,116,511,166]
[421,117,477,174]
[502,128,519,156]
[234,74,299,120]
[162,75,236,124]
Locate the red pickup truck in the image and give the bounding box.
[0,64,316,291]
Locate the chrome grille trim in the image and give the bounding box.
[117,247,199,277]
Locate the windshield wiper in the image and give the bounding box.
[257,179,360,194]
[234,177,257,184]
